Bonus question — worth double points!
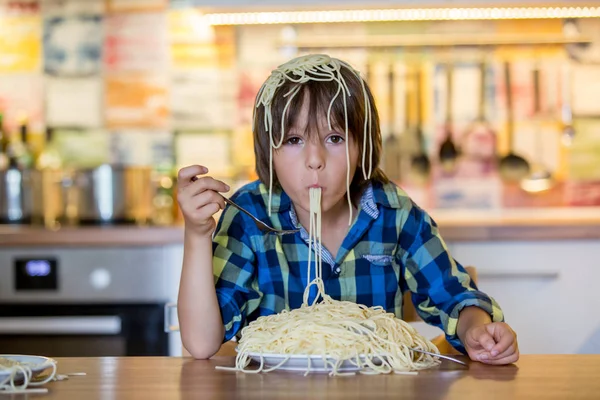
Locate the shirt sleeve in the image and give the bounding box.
[213,205,262,342]
[397,202,504,354]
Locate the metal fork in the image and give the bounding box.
[190,176,299,236]
[220,195,299,236]
[410,348,468,367]
[356,325,468,367]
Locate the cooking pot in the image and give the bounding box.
[73,164,154,225]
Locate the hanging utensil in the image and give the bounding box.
[460,60,498,175]
[561,62,575,146]
[499,61,531,181]
[383,62,403,182]
[438,63,459,173]
[520,63,554,193]
[410,65,431,180]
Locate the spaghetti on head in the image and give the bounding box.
[252,54,389,224]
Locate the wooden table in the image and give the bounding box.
[8,355,600,399]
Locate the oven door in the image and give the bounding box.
[0,304,168,357]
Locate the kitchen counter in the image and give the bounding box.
[0,225,185,247]
[16,355,600,399]
[2,207,600,247]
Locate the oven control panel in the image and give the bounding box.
[0,247,181,303]
[15,258,58,291]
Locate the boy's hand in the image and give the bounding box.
[177,165,230,238]
[463,322,519,365]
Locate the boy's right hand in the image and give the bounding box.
[177,165,230,238]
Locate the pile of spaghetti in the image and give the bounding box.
[230,188,441,375]
[0,357,57,394]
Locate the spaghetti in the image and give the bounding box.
[226,188,441,375]
[0,357,57,394]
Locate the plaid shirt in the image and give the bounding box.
[212,180,504,353]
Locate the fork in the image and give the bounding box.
[355,324,468,367]
[190,176,299,236]
[409,348,468,367]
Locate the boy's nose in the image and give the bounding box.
[305,142,325,171]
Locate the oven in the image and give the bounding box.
[0,246,182,357]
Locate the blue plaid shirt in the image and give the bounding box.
[212,180,504,353]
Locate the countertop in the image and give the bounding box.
[13,355,600,400]
[2,207,600,247]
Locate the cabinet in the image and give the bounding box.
[448,239,600,354]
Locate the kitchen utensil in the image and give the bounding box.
[520,64,554,193]
[353,325,468,367]
[561,62,575,146]
[383,62,403,182]
[460,61,498,173]
[410,65,431,180]
[190,176,299,236]
[499,62,531,181]
[410,348,468,367]
[72,164,154,225]
[438,63,459,172]
[0,167,31,224]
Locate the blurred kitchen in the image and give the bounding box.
[1,0,600,357]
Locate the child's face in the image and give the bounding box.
[273,96,359,215]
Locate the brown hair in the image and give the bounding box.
[252,62,389,196]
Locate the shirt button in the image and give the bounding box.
[335,267,341,274]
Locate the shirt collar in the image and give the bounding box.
[263,179,404,224]
[288,181,387,232]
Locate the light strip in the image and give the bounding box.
[203,7,600,25]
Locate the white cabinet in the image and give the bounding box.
[448,239,600,354]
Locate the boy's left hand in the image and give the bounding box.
[463,322,519,365]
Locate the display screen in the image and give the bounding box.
[15,258,58,291]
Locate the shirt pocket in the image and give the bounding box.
[361,254,394,266]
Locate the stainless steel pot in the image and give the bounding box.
[73,165,154,225]
[0,168,31,224]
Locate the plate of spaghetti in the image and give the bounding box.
[0,355,57,392]
[244,352,379,373]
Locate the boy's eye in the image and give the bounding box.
[327,135,345,144]
[285,136,302,145]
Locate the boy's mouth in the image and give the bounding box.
[308,184,323,189]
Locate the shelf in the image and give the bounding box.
[281,34,593,49]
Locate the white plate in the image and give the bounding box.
[0,355,57,381]
[244,352,382,373]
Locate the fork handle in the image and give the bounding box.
[220,194,256,221]
[410,348,468,367]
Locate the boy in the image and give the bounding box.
[177,54,519,365]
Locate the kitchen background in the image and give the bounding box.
[1,0,600,226]
[2,0,600,358]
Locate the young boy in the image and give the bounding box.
[177,54,519,365]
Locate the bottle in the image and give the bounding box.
[36,127,62,170]
[35,127,64,229]
[6,113,33,170]
[0,112,8,170]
